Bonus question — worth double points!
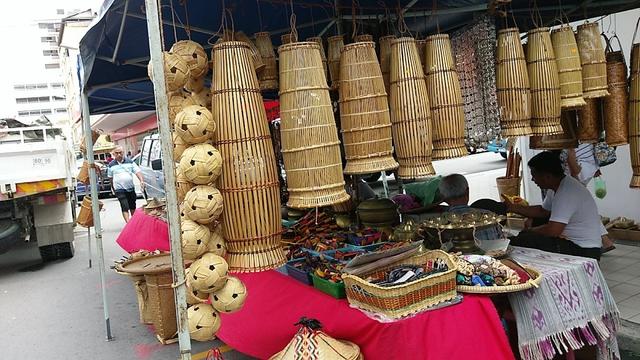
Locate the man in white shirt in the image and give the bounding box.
[506,151,602,260]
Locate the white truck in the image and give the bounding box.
[0,124,76,261]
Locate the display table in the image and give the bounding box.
[218,270,515,360]
[116,209,169,253]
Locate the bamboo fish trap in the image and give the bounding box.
[577,23,609,99]
[224,31,265,74]
[526,27,563,135]
[281,33,295,45]
[307,37,329,81]
[339,41,399,174]
[424,34,468,160]
[327,35,344,90]
[354,34,373,42]
[630,43,640,188]
[278,41,350,208]
[577,98,600,143]
[254,32,278,91]
[389,37,435,179]
[416,39,427,68]
[496,28,532,137]
[551,25,586,108]
[604,49,629,146]
[379,35,396,94]
[211,41,285,272]
[529,109,578,150]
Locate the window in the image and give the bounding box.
[45,63,60,69]
[15,96,50,104]
[37,84,48,89]
[56,9,64,15]
[51,83,63,89]
[149,139,162,162]
[13,85,25,90]
[17,109,52,116]
[52,95,65,101]
[55,108,67,113]
[41,36,56,43]
[38,23,54,29]
[140,139,152,167]
[43,49,58,57]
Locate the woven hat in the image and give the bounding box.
[171,40,209,79]
[179,144,223,185]
[189,252,228,293]
[187,303,221,342]
[269,318,361,360]
[210,276,247,313]
[181,219,211,260]
[144,197,165,210]
[183,185,224,224]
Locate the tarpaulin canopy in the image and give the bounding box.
[80,0,640,115]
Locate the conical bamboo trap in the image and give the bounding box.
[577,23,609,99]
[278,41,350,208]
[526,27,563,135]
[223,30,265,74]
[339,41,399,175]
[211,41,285,272]
[496,28,532,137]
[379,35,397,95]
[529,109,578,150]
[577,98,600,143]
[416,39,427,68]
[254,32,278,91]
[354,34,373,42]
[281,33,295,45]
[551,25,586,108]
[307,37,329,81]
[604,50,629,146]
[424,34,468,160]
[327,35,344,90]
[389,37,435,179]
[629,43,640,188]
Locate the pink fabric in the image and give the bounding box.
[116,209,170,253]
[218,271,515,360]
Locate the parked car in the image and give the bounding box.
[137,134,165,199]
[487,138,508,159]
[75,160,113,200]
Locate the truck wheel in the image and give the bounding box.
[39,245,58,262]
[55,242,75,259]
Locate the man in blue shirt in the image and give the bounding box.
[107,146,145,223]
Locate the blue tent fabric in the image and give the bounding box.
[80,0,640,115]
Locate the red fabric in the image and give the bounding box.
[218,271,515,360]
[115,209,170,253]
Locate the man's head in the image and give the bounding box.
[528,151,565,190]
[112,146,124,162]
[439,174,469,206]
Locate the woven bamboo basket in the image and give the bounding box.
[145,272,177,341]
[339,42,399,175]
[278,41,350,208]
[77,195,103,228]
[389,37,435,179]
[604,50,629,146]
[529,109,578,150]
[457,266,542,294]
[630,44,640,188]
[223,31,265,74]
[424,34,468,160]
[79,129,100,155]
[76,160,90,184]
[496,176,521,198]
[211,41,285,272]
[379,35,397,95]
[577,23,609,99]
[307,36,329,80]
[416,39,427,68]
[281,33,295,45]
[526,27,563,136]
[342,250,457,319]
[327,35,344,90]
[551,25,586,109]
[354,34,373,42]
[496,28,532,137]
[577,97,600,143]
[255,32,278,91]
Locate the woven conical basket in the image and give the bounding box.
[255,32,278,91]
[577,22,609,99]
[327,35,344,90]
[603,50,629,146]
[307,36,329,81]
[577,97,600,143]
[551,25,586,109]
[379,35,397,95]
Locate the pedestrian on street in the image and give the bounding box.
[108,146,145,223]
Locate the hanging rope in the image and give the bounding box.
[169,0,178,43]
[256,0,264,32]
[397,4,410,36]
[209,0,229,45]
[180,0,191,40]
[156,0,166,51]
[529,0,543,28]
[351,0,357,40]
[310,5,316,35]
[289,0,298,42]
[432,0,440,34]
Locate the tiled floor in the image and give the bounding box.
[600,242,640,323]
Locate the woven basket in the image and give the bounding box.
[223,31,265,74]
[146,272,178,341]
[281,33,295,45]
[526,27,563,136]
[577,23,609,99]
[530,109,578,150]
[604,50,629,146]
[255,32,278,91]
[76,161,90,184]
[339,41,398,175]
[577,98,601,143]
[307,36,329,81]
[379,35,397,95]
[424,34,468,160]
[389,37,435,180]
[496,28,532,137]
[496,176,521,198]
[211,41,285,272]
[278,41,350,208]
[114,271,154,324]
[327,35,344,90]
[76,195,103,228]
[456,266,542,294]
[630,43,640,188]
[416,39,427,68]
[342,250,457,319]
[551,25,586,109]
[79,130,100,155]
[354,34,373,42]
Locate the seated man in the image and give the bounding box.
[505,151,602,260]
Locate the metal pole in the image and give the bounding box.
[88,226,92,268]
[81,91,113,341]
[143,0,191,358]
[381,171,389,198]
[110,0,130,63]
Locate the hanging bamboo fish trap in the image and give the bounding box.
[211,41,285,272]
[327,35,344,90]
[424,34,468,160]
[604,47,629,146]
[222,30,265,74]
[389,37,435,179]
[379,35,397,95]
[281,33,295,45]
[529,109,578,150]
[551,25,586,109]
[254,32,278,91]
[629,43,640,188]
[526,27,563,135]
[339,41,399,174]
[278,41,350,208]
[577,97,600,143]
[354,34,373,42]
[416,39,427,69]
[496,28,532,137]
[307,36,329,80]
[577,23,609,99]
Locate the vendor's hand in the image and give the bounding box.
[524,217,533,229]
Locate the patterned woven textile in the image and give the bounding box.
[508,247,620,360]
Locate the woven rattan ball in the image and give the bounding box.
[171,40,209,79]
[190,87,212,110]
[163,52,191,92]
[181,219,210,260]
[172,131,188,161]
[175,105,215,144]
[183,185,223,224]
[206,226,226,256]
[175,168,194,203]
[190,252,228,293]
[185,269,209,305]
[210,276,247,313]
[185,76,206,93]
[168,91,197,126]
[187,304,221,342]
[179,144,223,185]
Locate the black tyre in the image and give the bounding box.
[39,245,58,262]
[55,242,75,259]
[500,152,508,159]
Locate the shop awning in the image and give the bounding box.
[80,0,640,115]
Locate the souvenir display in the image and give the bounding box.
[577,22,609,99]
[453,254,542,294]
[551,25,586,108]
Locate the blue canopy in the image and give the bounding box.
[80,0,640,115]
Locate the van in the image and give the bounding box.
[135,134,165,198]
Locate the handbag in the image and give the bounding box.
[594,141,617,167]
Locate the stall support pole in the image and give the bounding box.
[88,226,92,268]
[381,171,389,198]
[143,0,191,358]
[81,91,113,341]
